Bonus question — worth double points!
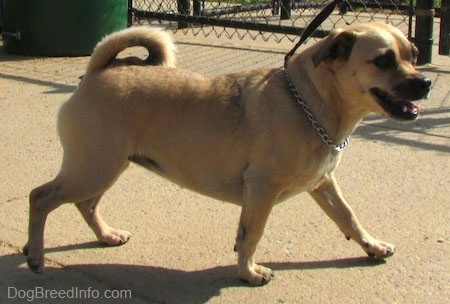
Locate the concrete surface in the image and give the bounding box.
[0,24,449,303]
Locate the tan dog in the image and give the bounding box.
[24,23,431,285]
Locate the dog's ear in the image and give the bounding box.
[312,29,356,68]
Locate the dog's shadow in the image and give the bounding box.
[3,242,385,303]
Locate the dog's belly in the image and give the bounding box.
[128,154,246,204]
[128,145,340,207]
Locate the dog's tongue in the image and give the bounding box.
[397,99,419,115]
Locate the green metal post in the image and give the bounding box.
[440,0,450,55]
[414,0,434,64]
[193,0,201,16]
[177,0,191,29]
[128,0,133,27]
[280,0,291,20]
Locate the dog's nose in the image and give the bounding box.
[396,76,432,100]
[413,76,432,93]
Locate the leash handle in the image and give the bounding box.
[284,0,344,68]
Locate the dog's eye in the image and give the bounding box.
[373,51,396,69]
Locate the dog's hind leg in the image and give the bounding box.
[23,180,66,273]
[76,194,132,246]
[309,173,395,259]
[24,152,130,273]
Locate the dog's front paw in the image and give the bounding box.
[238,263,274,286]
[98,228,132,246]
[23,244,44,273]
[362,237,395,259]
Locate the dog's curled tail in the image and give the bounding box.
[86,27,176,74]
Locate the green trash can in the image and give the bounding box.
[1,0,127,56]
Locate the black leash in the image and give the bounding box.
[284,0,344,68]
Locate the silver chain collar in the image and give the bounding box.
[284,69,350,152]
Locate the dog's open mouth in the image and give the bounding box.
[370,88,419,121]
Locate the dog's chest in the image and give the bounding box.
[279,152,340,201]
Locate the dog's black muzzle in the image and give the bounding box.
[394,75,432,101]
[370,74,432,122]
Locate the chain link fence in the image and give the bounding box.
[130,0,415,43]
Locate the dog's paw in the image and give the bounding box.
[239,263,274,286]
[23,244,44,273]
[363,238,395,259]
[27,257,44,273]
[98,228,132,246]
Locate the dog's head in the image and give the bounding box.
[312,22,431,122]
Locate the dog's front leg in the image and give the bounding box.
[234,176,278,285]
[308,173,395,259]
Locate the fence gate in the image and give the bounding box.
[128,0,440,63]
